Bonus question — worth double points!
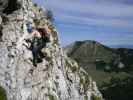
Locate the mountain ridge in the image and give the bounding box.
[65,40,133,100]
[65,40,133,72]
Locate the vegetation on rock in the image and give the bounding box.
[91,94,102,100]
[0,86,7,100]
[48,94,56,100]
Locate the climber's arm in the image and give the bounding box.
[24,32,34,42]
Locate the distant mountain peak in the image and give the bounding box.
[65,40,133,100]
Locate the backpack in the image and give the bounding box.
[37,28,50,42]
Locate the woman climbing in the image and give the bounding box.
[26,22,50,67]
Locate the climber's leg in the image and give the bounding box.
[32,47,38,67]
[40,40,47,56]
[32,44,43,65]
[32,39,39,67]
[37,38,46,58]
[32,38,47,66]
[36,40,46,62]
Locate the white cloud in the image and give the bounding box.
[43,0,133,18]
[56,13,133,28]
[33,0,133,46]
[36,0,133,29]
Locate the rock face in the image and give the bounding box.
[0,0,103,100]
[0,0,20,14]
[0,0,9,13]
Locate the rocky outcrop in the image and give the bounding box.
[0,0,9,13]
[0,0,20,14]
[0,0,103,100]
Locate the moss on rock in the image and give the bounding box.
[0,86,7,100]
[48,94,56,100]
[91,94,102,100]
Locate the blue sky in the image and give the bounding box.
[33,0,133,46]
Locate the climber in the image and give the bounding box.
[26,23,50,67]
[32,27,50,66]
[31,28,43,67]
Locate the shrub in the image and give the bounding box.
[46,9,54,22]
[84,95,88,100]
[33,3,38,7]
[48,94,56,100]
[91,94,102,100]
[0,86,7,100]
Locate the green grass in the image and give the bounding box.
[91,94,102,100]
[48,94,56,100]
[84,95,88,100]
[0,86,7,100]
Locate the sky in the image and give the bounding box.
[33,0,133,47]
